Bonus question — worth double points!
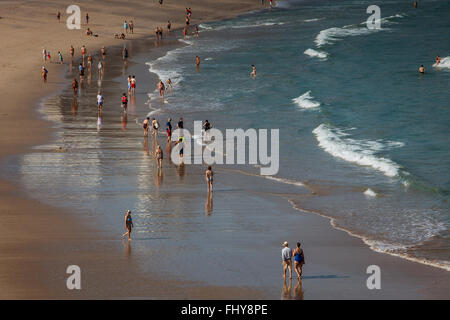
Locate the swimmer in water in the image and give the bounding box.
[419,64,425,73]
[251,64,256,77]
[435,55,441,65]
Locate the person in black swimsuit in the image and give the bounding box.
[122,210,134,240]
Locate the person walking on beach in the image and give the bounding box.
[98,60,103,76]
[72,78,78,95]
[78,63,85,80]
[156,145,163,167]
[167,20,171,32]
[41,66,48,82]
[121,210,134,240]
[87,54,92,69]
[85,13,89,24]
[57,11,61,22]
[42,48,47,62]
[81,45,87,60]
[282,241,293,279]
[97,91,104,110]
[122,46,128,63]
[58,51,63,64]
[143,117,150,137]
[166,118,172,142]
[195,55,200,67]
[70,45,74,59]
[205,166,214,193]
[121,93,128,113]
[251,64,256,78]
[130,75,136,95]
[158,80,165,97]
[177,117,184,129]
[101,46,107,60]
[293,242,305,279]
[124,21,129,34]
[129,20,134,34]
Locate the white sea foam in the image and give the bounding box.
[313,124,403,177]
[433,56,450,69]
[263,176,305,187]
[292,91,321,109]
[199,21,284,31]
[364,188,377,197]
[304,18,324,22]
[315,13,405,47]
[304,48,328,59]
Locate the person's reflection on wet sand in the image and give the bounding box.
[143,138,150,157]
[124,238,132,258]
[155,167,163,187]
[205,192,213,216]
[176,163,186,178]
[121,113,127,131]
[166,140,172,162]
[293,279,304,300]
[71,97,78,116]
[97,111,102,132]
[281,278,292,300]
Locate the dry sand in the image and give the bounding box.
[0,0,266,299]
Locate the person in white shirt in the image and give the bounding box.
[281,241,293,279]
[97,92,104,110]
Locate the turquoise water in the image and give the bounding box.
[146,0,450,268]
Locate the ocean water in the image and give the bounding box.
[145,0,450,269]
[5,0,450,285]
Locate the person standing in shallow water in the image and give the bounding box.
[122,210,134,240]
[282,241,293,279]
[205,166,214,193]
[293,242,305,279]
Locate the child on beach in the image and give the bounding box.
[121,210,134,240]
[97,91,104,110]
[121,93,128,112]
[41,66,48,82]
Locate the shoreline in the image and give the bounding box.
[0,0,266,299]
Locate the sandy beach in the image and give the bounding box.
[0,0,449,300]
